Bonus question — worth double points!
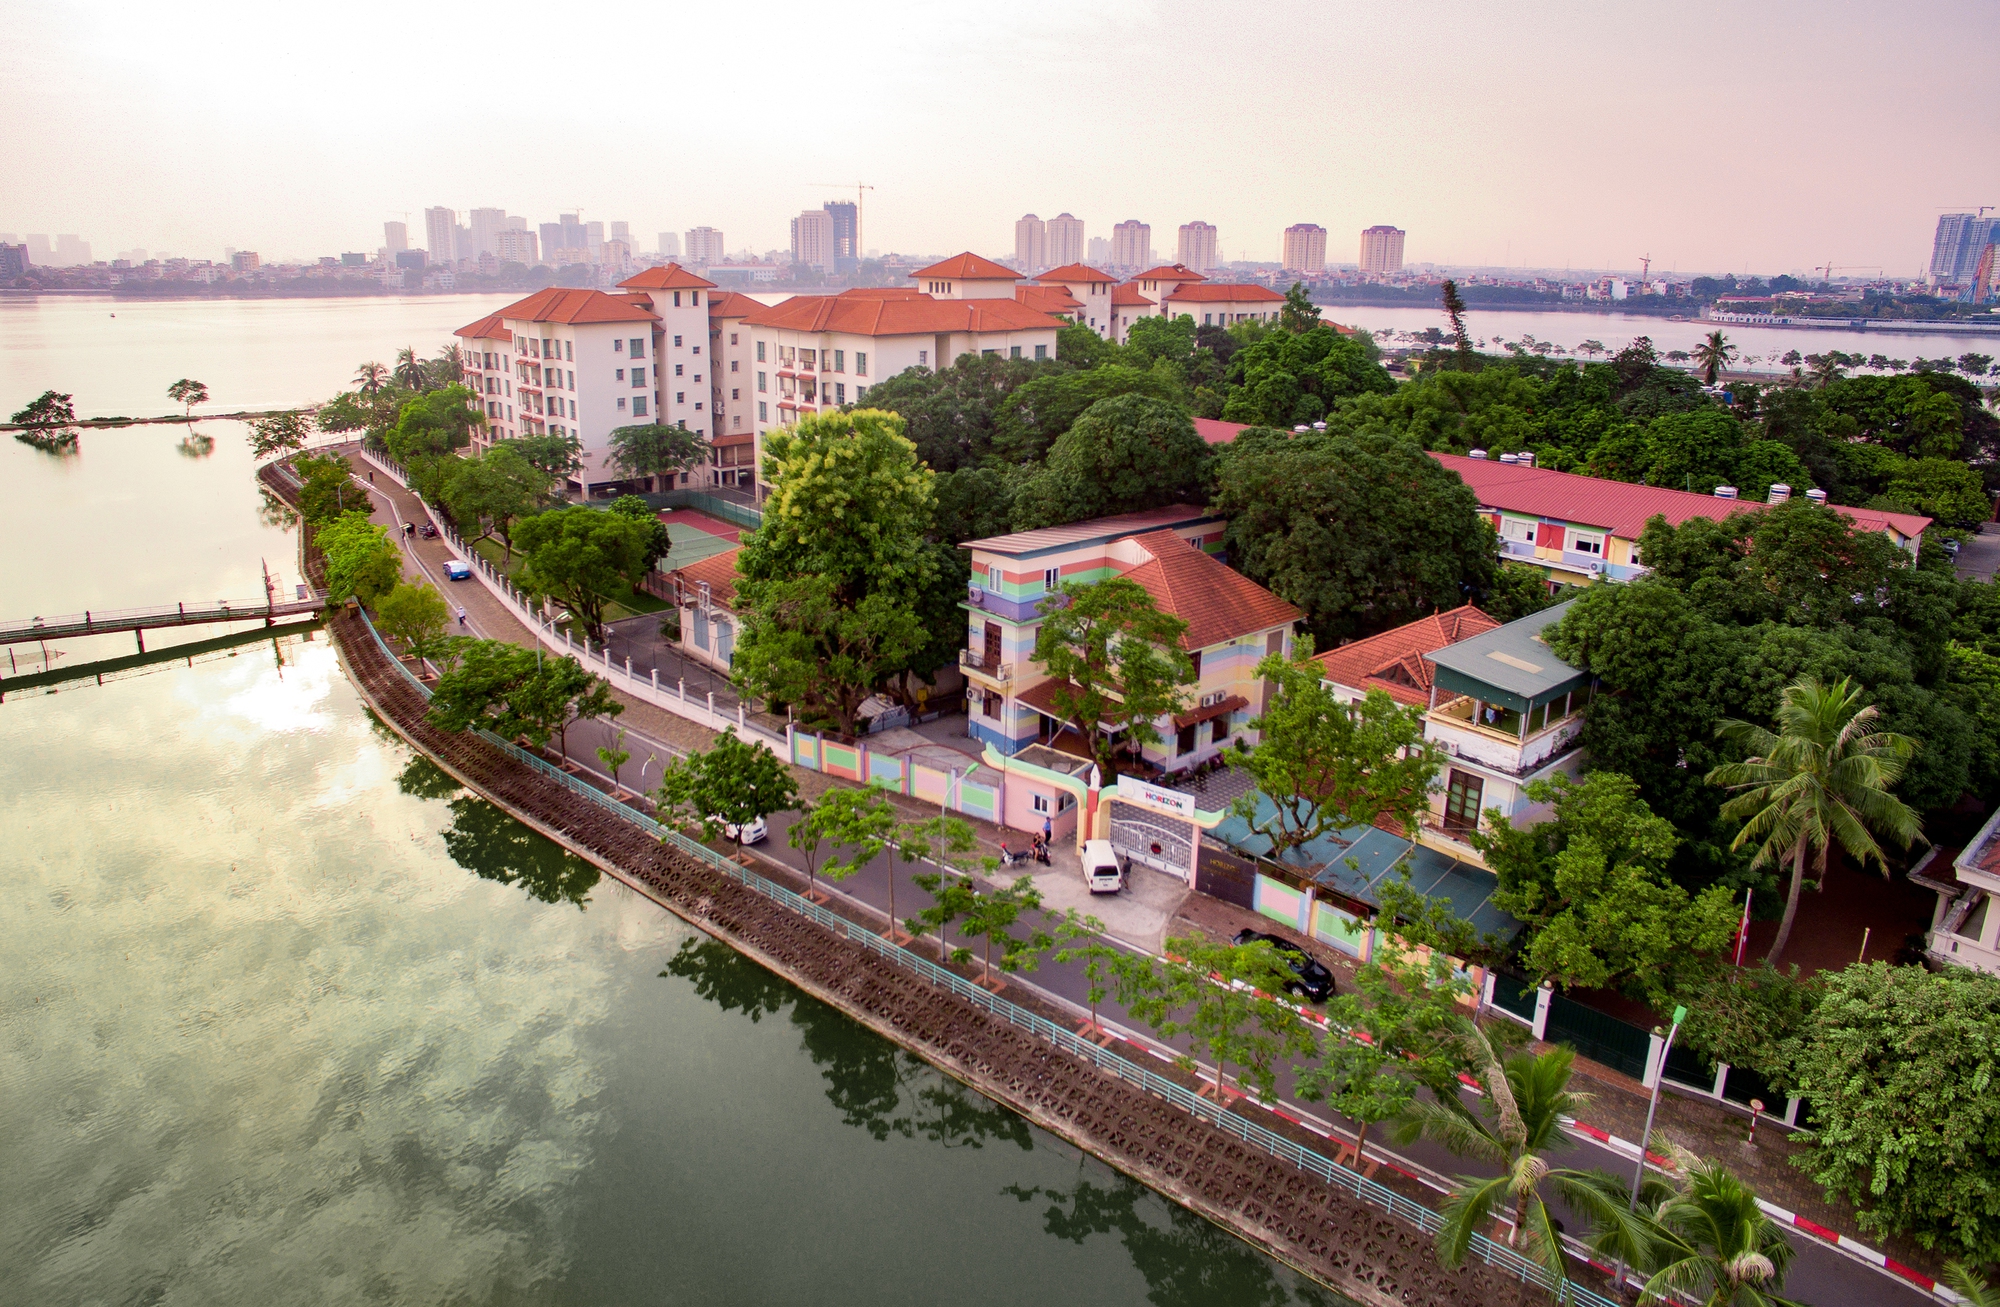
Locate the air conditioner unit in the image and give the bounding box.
[1440,740,1459,756]
[1199,691,1226,708]
[967,584,984,607]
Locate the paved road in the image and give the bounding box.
[1954,521,2000,583]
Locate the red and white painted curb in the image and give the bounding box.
[1562,1117,1958,1303]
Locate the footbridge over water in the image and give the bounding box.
[0,578,327,653]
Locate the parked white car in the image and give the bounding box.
[722,815,768,845]
[1082,839,1126,894]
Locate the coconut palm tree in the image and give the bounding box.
[392,347,426,391]
[354,361,388,395]
[1394,1035,1648,1291]
[1944,1262,2000,1307]
[1623,1158,1802,1307]
[1692,330,1738,386]
[1707,677,1922,964]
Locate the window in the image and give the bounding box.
[674,364,684,377]
[1042,566,1059,592]
[730,332,739,346]
[692,345,701,354]
[691,292,699,306]
[855,351,867,375]
[986,564,1002,591]
[1212,718,1230,746]
[835,383,845,403]
[616,368,625,380]
[731,387,739,400]
[1500,517,1536,544]
[1010,346,1022,359]
[730,360,738,372]
[1444,770,1484,833]
[633,396,647,416]
[756,371,767,392]
[693,374,700,384]
[758,401,767,421]
[1031,793,1051,815]
[614,339,624,353]
[1571,531,1604,556]
[756,340,766,362]
[732,415,741,429]
[568,399,576,418]
[918,350,927,366]
[1177,723,1197,755]
[672,292,681,307]
[856,386,866,401]
[801,349,815,368]
[694,401,702,410]
[981,349,997,358]
[617,397,627,410]
[673,334,683,347]
[565,341,573,361]
[1188,650,1202,679]
[833,349,844,371]
[633,368,646,387]
[676,392,685,404]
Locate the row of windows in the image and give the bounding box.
[615,396,651,416]
[752,340,868,375]
[518,336,573,361]
[1498,517,1606,555]
[612,337,647,357]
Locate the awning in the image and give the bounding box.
[1173,694,1247,730]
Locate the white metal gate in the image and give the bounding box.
[1108,800,1194,881]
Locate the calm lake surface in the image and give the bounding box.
[0,295,1338,1305]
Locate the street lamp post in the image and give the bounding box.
[1632,1004,1686,1204]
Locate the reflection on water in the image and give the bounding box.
[396,753,602,907]
[177,430,215,459]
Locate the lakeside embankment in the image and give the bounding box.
[268,459,1569,1307]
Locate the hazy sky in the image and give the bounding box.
[4,0,1994,275]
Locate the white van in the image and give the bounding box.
[1082,839,1126,894]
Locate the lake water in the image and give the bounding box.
[0,295,1336,1305]
[1325,303,1998,373]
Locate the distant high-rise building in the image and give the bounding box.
[231,250,261,272]
[50,235,91,266]
[685,227,726,266]
[1046,213,1085,267]
[1015,214,1046,272]
[658,231,682,259]
[424,207,457,262]
[1974,242,1998,304]
[1110,220,1150,270]
[1929,213,2000,287]
[383,222,408,254]
[824,201,858,266]
[25,234,53,265]
[1086,235,1111,265]
[1282,223,1327,275]
[602,239,633,276]
[610,221,630,246]
[539,223,563,261]
[557,213,586,255]
[0,244,26,279]
[1359,224,1406,274]
[791,209,834,271]
[468,208,507,258]
[1177,221,1218,273]
[495,228,538,265]
[584,221,604,259]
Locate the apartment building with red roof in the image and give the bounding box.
[1033,263,1118,335]
[1433,449,1931,588]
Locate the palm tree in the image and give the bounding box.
[1805,353,1846,388]
[1394,1035,1647,1290]
[1624,1158,1802,1306]
[354,361,388,395]
[392,347,426,391]
[1944,1261,2000,1307]
[427,343,466,389]
[1692,330,1738,386]
[1707,677,1922,964]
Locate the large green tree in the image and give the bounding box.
[1030,577,1194,778]
[1231,645,1439,860]
[654,729,799,849]
[384,384,483,464]
[442,445,548,560]
[1111,933,1319,1109]
[1786,963,2000,1263]
[1480,771,1741,1000]
[1707,676,1922,964]
[607,421,707,487]
[375,580,451,667]
[510,505,659,644]
[427,640,621,755]
[314,510,402,603]
[991,363,1184,463]
[1010,394,1214,530]
[857,352,1049,472]
[1624,1158,1803,1307]
[1213,428,1498,642]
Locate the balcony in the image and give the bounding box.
[959,648,1013,684]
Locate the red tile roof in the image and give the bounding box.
[1016,285,1082,314]
[740,294,1063,337]
[454,311,512,341]
[1431,452,1933,541]
[964,504,1216,554]
[1110,283,1155,306]
[1193,418,1252,446]
[671,546,741,608]
[1133,264,1206,283]
[837,287,928,300]
[1038,263,1117,285]
[498,287,659,325]
[1122,531,1302,651]
[1164,282,1286,304]
[707,290,765,319]
[619,262,718,291]
[1313,605,1501,707]
[910,252,1020,281]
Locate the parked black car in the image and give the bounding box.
[1231,928,1336,1003]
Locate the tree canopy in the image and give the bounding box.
[510,505,659,643]
[1010,394,1213,530]
[1030,577,1193,777]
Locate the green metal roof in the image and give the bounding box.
[1424,599,1589,713]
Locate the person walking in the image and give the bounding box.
[456,605,467,628]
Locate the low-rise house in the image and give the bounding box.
[1914,809,2000,975]
[1436,451,1931,590]
[961,506,1301,782]
[1162,279,1287,326]
[666,546,742,673]
[1032,263,1118,336]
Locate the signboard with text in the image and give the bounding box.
[1114,776,1197,821]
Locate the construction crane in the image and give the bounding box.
[1638,253,1651,283]
[809,182,876,261]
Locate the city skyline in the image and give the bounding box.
[3,1,1995,273]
